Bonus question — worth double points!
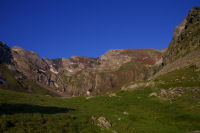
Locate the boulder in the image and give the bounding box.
[97,117,111,129]
[149,92,158,97]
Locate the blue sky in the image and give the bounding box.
[0,0,199,59]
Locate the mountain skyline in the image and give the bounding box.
[0,0,199,59]
[0,4,200,132]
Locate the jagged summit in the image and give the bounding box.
[156,6,200,77]
[164,6,200,65]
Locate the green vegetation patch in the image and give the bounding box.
[155,65,200,88]
[1,83,200,133]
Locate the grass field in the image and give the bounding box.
[0,66,200,133]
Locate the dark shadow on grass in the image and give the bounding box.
[0,103,75,115]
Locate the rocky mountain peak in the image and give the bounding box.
[164,6,200,65]
[172,6,200,42]
[12,46,24,51]
[173,18,187,40]
[12,46,38,56]
[187,6,200,24]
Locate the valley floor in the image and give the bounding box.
[0,66,200,133]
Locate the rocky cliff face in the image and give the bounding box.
[154,6,200,77]
[0,42,164,96]
[164,6,200,65]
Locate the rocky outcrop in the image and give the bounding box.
[91,116,112,129]
[42,49,163,96]
[155,49,200,77]
[122,81,155,91]
[156,6,200,77]
[97,117,112,129]
[164,6,200,65]
[11,46,56,90]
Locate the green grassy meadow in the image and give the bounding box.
[0,66,200,133]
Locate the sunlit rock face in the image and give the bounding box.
[164,6,200,65]
[2,43,164,96]
[153,6,200,77]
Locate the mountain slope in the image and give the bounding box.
[155,6,200,77]
[164,7,200,65]
[0,42,164,96]
[0,71,200,133]
[122,6,200,90]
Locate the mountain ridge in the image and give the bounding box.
[0,42,164,96]
[0,6,200,97]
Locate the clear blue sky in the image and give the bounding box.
[0,0,199,59]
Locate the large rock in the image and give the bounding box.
[97,117,111,129]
